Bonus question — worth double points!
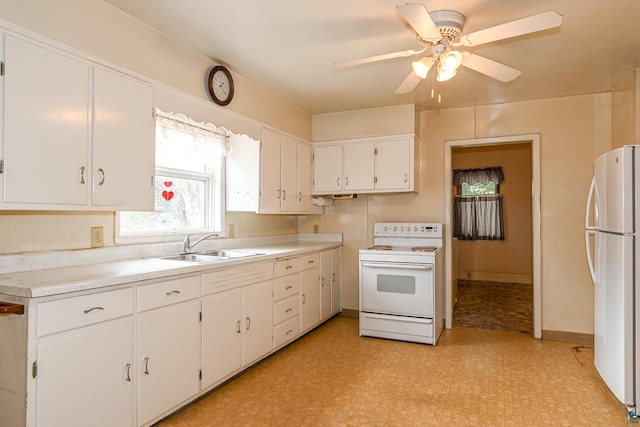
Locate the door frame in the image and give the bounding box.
[444,134,541,338]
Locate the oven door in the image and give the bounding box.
[360,260,433,317]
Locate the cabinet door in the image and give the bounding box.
[259,128,282,212]
[320,250,332,320]
[331,247,342,314]
[343,142,375,191]
[138,301,200,426]
[201,290,243,388]
[280,137,298,212]
[92,67,154,210]
[312,145,342,193]
[296,142,313,212]
[4,35,90,206]
[226,134,260,212]
[36,320,134,427]
[243,281,274,366]
[375,138,412,190]
[300,268,320,332]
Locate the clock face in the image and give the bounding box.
[207,66,234,106]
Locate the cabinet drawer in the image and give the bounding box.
[274,295,300,325]
[299,253,319,271]
[274,257,300,277]
[274,316,300,348]
[37,288,134,337]
[202,262,273,295]
[273,276,300,301]
[137,275,200,312]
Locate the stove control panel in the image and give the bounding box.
[373,222,442,238]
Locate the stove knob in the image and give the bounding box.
[393,226,397,231]
[414,226,418,232]
[400,226,404,232]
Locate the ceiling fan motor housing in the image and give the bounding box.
[418,10,465,45]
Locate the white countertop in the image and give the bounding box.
[0,235,341,299]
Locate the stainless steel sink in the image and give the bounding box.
[159,250,263,263]
[198,250,262,259]
[160,253,226,263]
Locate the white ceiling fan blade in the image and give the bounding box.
[460,10,563,47]
[396,3,442,44]
[461,53,521,82]
[395,70,424,94]
[332,46,427,70]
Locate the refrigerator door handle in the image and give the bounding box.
[585,176,598,230]
[585,229,597,284]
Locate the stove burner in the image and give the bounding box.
[411,246,437,252]
[368,245,393,250]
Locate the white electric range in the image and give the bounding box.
[359,222,445,345]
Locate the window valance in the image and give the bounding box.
[453,167,504,186]
[154,108,230,156]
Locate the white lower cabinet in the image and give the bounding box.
[137,301,200,426]
[300,267,321,332]
[36,320,134,427]
[331,247,342,314]
[201,280,273,390]
[320,250,332,320]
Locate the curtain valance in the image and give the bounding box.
[453,166,504,186]
[155,108,231,156]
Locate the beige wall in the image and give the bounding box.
[452,144,533,284]
[0,0,305,254]
[302,93,611,335]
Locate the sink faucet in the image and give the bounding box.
[183,232,219,253]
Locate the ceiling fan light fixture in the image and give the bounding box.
[439,50,463,72]
[437,65,457,82]
[411,57,433,79]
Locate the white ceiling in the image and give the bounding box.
[101,0,640,115]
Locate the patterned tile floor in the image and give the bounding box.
[156,317,628,427]
[454,279,533,334]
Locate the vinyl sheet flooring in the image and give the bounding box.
[155,314,628,426]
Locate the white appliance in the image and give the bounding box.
[585,145,638,412]
[359,222,444,345]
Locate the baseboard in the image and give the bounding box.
[542,329,594,345]
[338,309,358,319]
[458,271,532,285]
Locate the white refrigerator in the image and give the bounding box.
[585,145,637,410]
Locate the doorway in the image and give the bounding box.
[444,134,542,338]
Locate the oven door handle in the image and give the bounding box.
[363,312,433,324]
[361,262,432,270]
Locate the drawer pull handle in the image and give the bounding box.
[83,306,104,314]
[144,357,150,375]
[321,278,325,286]
[285,265,293,270]
[286,329,293,335]
[246,317,251,330]
[125,363,132,382]
[285,308,293,313]
[302,294,306,304]
[236,320,241,334]
[0,301,24,316]
[97,168,106,186]
[285,285,293,290]
[166,290,181,296]
[332,273,336,282]
[308,260,314,264]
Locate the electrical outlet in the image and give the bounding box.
[313,224,319,234]
[228,224,235,238]
[91,226,104,248]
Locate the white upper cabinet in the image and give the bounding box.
[312,135,418,195]
[3,34,90,206]
[259,128,315,214]
[1,32,154,210]
[343,142,375,192]
[311,145,342,194]
[92,66,154,210]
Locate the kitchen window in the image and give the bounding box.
[453,167,505,240]
[116,109,228,241]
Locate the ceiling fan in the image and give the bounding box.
[333,3,563,95]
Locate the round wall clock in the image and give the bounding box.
[207,65,234,106]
